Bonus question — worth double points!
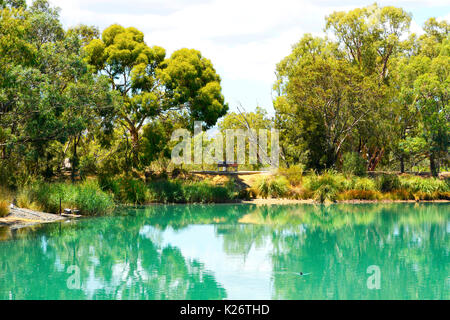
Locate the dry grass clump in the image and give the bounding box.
[338,190,382,201]
[0,186,13,217]
[0,200,10,217]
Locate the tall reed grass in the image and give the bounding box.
[17,181,114,215]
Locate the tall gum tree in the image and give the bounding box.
[274,4,412,170]
[85,26,228,169]
[398,19,449,176]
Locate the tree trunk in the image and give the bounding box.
[71,136,80,182]
[400,156,405,174]
[430,152,438,177]
[130,128,140,169]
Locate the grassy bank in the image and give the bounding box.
[2,176,239,215]
[99,176,238,205]
[249,169,450,203]
[15,180,115,215]
[1,171,448,216]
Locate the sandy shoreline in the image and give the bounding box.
[0,205,79,230]
[241,198,450,205]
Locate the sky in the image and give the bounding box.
[34,0,450,114]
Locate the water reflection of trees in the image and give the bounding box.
[0,203,448,300]
[0,208,229,300]
[217,203,449,299]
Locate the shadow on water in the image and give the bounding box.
[0,203,448,299]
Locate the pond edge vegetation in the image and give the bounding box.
[1,168,449,218]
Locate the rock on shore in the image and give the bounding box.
[0,205,67,230]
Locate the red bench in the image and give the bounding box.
[218,161,238,172]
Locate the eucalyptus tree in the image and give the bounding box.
[274,35,381,169]
[397,19,449,176]
[274,4,413,171]
[85,26,228,169]
[0,1,117,184]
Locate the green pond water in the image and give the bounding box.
[0,203,449,300]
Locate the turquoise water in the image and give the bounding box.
[0,203,449,300]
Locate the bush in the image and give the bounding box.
[400,176,449,194]
[75,181,115,215]
[278,165,304,186]
[0,200,10,217]
[435,192,450,200]
[352,177,377,191]
[147,180,184,203]
[342,152,367,177]
[377,174,401,192]
[116,177,149,205]
[388,189,414,201]
[147,179,236,203]
[314,184,339,203]
[17,181,114,215]
[183,181,232,203]
[253,176,289,199]
[304,171,347,203]
[338,190,382,201]
[288,187,314,200]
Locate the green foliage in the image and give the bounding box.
[304,172,344,203]
[275,4,448,174]
[338,190,382,201]
[304,171,348,193]
[342,152,367,176]
[253,176,289,199]
[399,176,449,194]
[147,179,236,204]
[17,181,114,215]
[147,180,184,203]
[0,200,9,217]
[75,181,115,215]
[376,174,401,192]
[352,177,378,191]
[278,165,304,186]
[116,177,149,205]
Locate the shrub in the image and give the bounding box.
[377,174,401,192]
[0,200,9,217]
[182,181,232,203]
[342,152,367,177]
[314,184,339,203]
[278,165,304,186]
[17,182,62,213]
[75,181,115,215]
[98,175,120,196]
[253,176,289,199]
[352,177,377,191]
[288,187,313,200]
[238,188,253,200]
[400,176,449,194]
[388,189,414,201]
[116,177,149,205]
[270,177,290,198]
[147,179,236,204]
[147,180,184,203]
[338,190,382,201]
[304,171,347,203]
[17,181,114,215]
[435,192,450,200]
